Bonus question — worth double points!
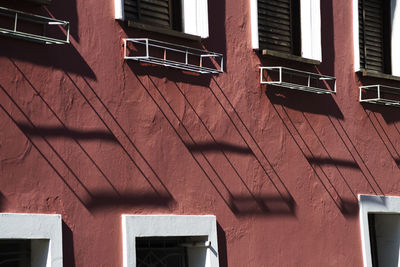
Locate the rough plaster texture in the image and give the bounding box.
[0,0,400,266]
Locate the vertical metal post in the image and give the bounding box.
[307,74,311,87]
[359,87,362,102]
[123,39,127,59]
[200,56,203,68]
[279,67,282,83]
[377,85,381,100]
[220,56,224,72]
[185,49,188,65]
[145,39,149,59]
[66,23,70,43]
[14,13,18,32]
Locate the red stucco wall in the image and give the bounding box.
[1,0,399,266]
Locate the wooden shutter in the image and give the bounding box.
[359,0,391,73]
[124,0,173,29]
[257,0,300,55]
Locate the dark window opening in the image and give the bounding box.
[257,0,301,56]
[359,0,392,74]
[0,239,31,267]
[136,237,188,267]
[124,0,183,32]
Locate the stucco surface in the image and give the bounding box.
[1,0,400,266]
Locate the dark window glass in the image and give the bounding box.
[0,240,30,267]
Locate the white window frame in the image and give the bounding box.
[353,0,400,76]
[250,0,322,61]
[359,194,400,267]
[114,0,209,38]
[0,213,63,267]
[121,214,219,267]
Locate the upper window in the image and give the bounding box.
[250,0,322,62]
[0,213,63,267]
[114,0,209,38]
[121,215,219,267]
[353,0,400,77]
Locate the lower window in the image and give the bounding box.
[359,195,400,267]
[122,215,219,267]
[0,213,63,267]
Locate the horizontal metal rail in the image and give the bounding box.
[360,85,400,107]
[123,38,223,74]
[260,66,336,94]
[0,6,69,44]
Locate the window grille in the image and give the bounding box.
[0,7,70,44]
[0,240,30,267]
[136,237,188,267]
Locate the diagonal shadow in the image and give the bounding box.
[67,73,174,200]
[326,116,384,195]
[172,81,294,216]
[185,141,253,155]
[208,78,296,205]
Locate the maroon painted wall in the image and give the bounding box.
[0,0,399,266]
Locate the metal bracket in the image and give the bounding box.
[260,66,336,94]
[0,7,69,44]
[123,38,223,74]
[360,85,400,107]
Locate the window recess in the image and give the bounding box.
[123,38,223,74]
[0,7,70,44]
[115,0,209,39]
[354,0,400,77]
[19,0,52,5]
[250,0,322,62]
[260,66,336,94]
[360,85,400,107]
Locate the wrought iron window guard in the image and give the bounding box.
[360,85,400,107]
[0,7,69,44]
[123,38,223,74]
[260,66,336,94]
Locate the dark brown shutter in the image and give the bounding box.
[257,0,300,55]
[125,0,172,29]
[359,0,391,73]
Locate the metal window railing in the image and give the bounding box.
[123,38,223,74]
[260,66,336,94]
[0,7,70,44]
[360,85,400,107]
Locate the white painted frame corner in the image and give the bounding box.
[359,194,400,267]
[0,213,63,267]
[391,0,400,76]
[122,214,219,267]
[353,0,360,71]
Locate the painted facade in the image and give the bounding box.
[0,0,399,266]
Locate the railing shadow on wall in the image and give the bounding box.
[127,63,297,217]
[0,58,176,212]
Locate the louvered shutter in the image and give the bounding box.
[257,0,295,54]
[359,0,388,73]
[124,0,173,29]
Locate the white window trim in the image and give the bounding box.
[359,194,400,267]
[0,213,63,267]
[114,0,209,38]
[122,214,219,267]
[250,0,322,61]
[353,0,400,76]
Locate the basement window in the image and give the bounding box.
[359,195,400,267]
[122,215,219,267]
[115,0,209,39]
[0,214,63,267]
[353,0,400,77]
[250,0,322,62]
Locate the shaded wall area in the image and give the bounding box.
[1,0,400,266]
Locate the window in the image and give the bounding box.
[250,0,322,62]
[353,0,400,77]
[121,215,219,267]
[114,0,209,38]
[0,213,63,267]
[359,195,400,267]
